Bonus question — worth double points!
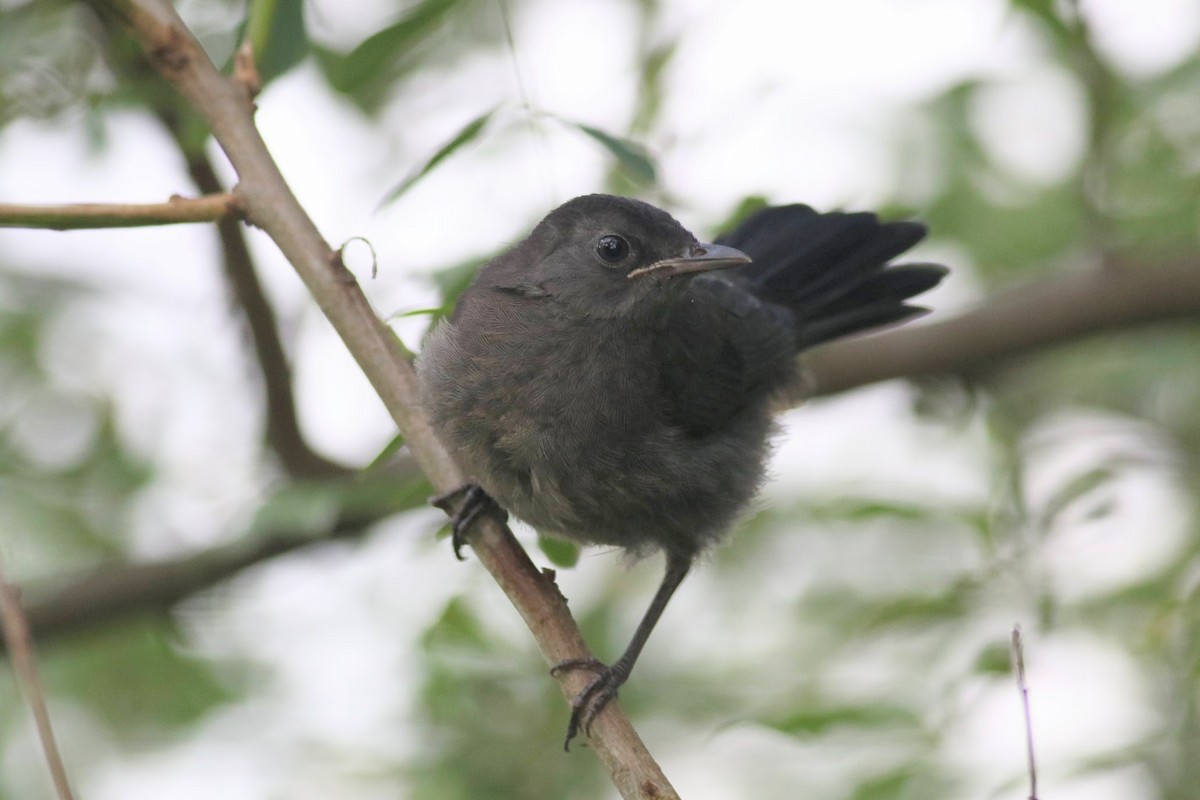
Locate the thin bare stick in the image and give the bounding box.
[1012,624,1038,800]
[0,193,239,229]
[0,556,76,800]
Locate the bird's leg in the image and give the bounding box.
[430,483,507,560]
[551,553,692,750]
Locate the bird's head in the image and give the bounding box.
[495,194,750,319]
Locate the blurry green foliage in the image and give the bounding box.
[0,277,154,570]
[41,617,237,736]
[242,0,308,85]
[311,0,493,113]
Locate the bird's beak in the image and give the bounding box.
[627,242,752,279]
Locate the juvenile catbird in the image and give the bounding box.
[418,194,946,747]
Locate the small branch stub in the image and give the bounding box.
[233,39,262,99]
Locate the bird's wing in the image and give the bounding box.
[658,273,797,438]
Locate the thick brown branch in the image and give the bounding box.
[0,194,238,229]
[796,260,1200,401]
[87,1,676,795]
[22,504,371,643]
[13,461,426,646]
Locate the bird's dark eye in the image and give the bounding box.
[595,234,631,264]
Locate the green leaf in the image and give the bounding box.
[714,195,770,238]
[245,0,308,85]
[1007,0,1073,48]
[571,122,658,185]
[43,618,235,735]
[365,432,406,472]
[394,307,443,319]
[848,767,953,800]
[765,703,918,736]
[422,596,487,649]
[250,482,345,537]
[418,254,490,328]
[312,0,465,108]
[973,641,1015,675]
[537,534,580,568]
[1038,465,1117,532]
[378,108,497,208]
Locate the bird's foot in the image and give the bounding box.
[430,483,506,560]
[550,658,627,750]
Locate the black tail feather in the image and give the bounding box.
[717,205,946,349]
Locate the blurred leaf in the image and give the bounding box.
[419,254,490,328]
[571,122,658,185]
[1038,465,1116,532]
[44,618,235,735]
[861,590,972,630]
[244,0,308,85]
[915,81,1087,277]
[378,107,497,208]
[365,432,406,472]
[341,466,432,519]
[1008,0,1073,48]
[250,481,345,537]
[765,702,919,736]
[818,497,952,523]
[394,307,442,318]
[423,596,487,649]
[312,0,467,110]
[631,38,679,135]
[848,767,955,800]
[714,195,770,239]
[973,641,1015,675]
[536,534,580,568]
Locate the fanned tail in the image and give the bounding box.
[717,205,947,349]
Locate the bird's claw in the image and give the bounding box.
[551,658,626,750]
[431,483,505,560]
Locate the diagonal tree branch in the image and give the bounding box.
[22,504,376,643]
[6,459,425,647]
[81,1,677,796]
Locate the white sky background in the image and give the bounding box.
[1,0,1199,797]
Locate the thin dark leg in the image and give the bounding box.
[431,483,506,560]
[552,552,692,750]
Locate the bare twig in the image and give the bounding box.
[0,556,77,800]
[0,194,238,229]
[232,39,262,98]
[1012,625,1038,800]
[84,0,677,795]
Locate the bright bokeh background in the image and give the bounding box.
[2,0,1199,797]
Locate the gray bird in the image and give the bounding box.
[417,194,946,747]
